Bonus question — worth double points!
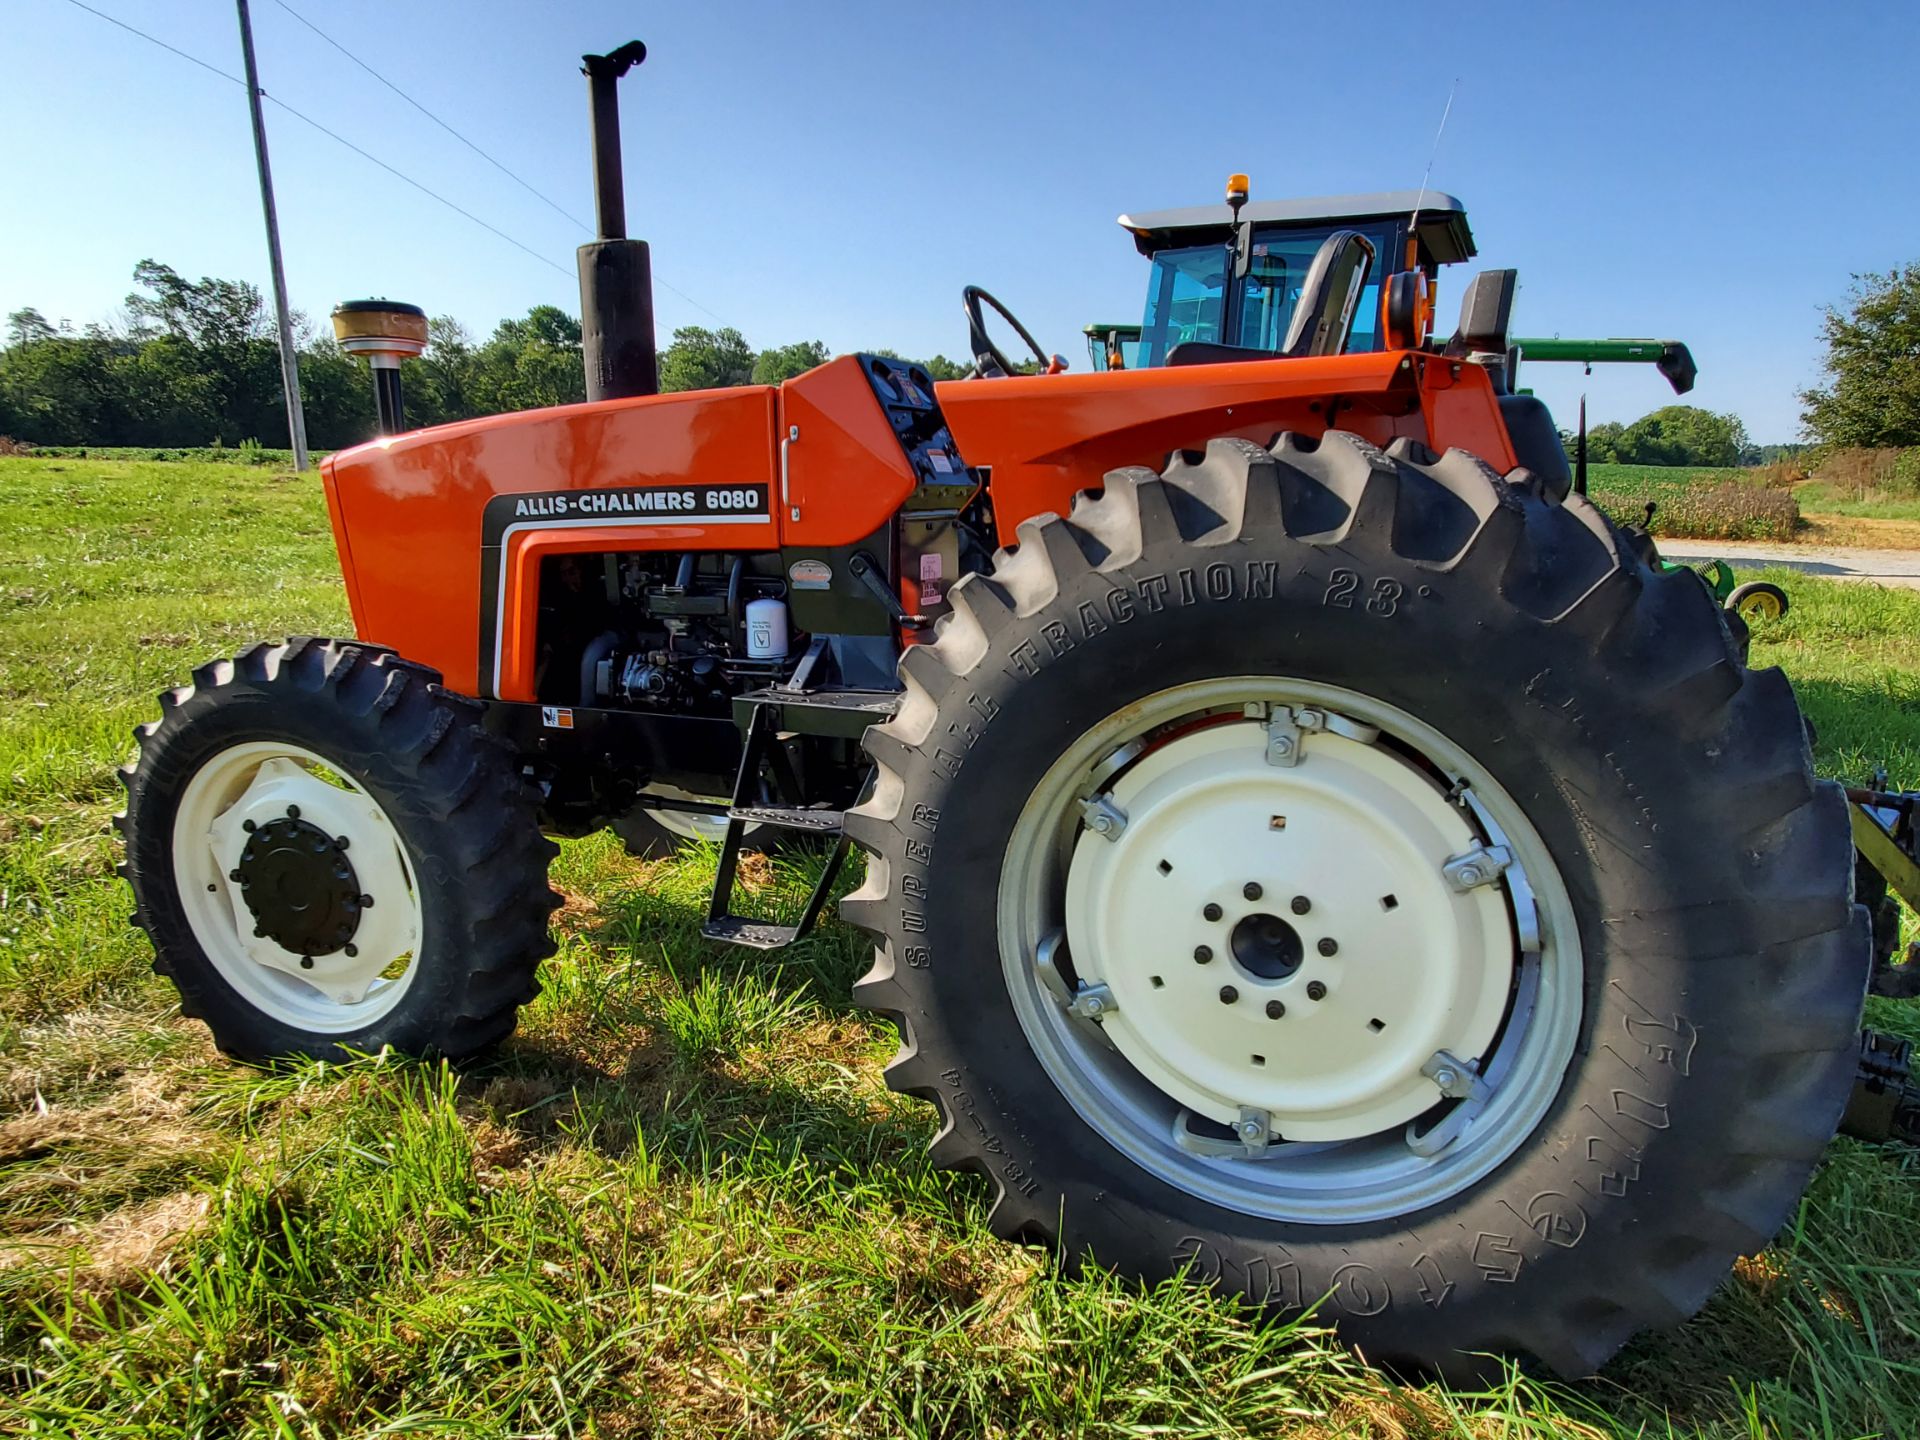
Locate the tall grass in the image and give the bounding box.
[1812,447,1920,504]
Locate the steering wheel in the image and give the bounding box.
[963,285,1051,377]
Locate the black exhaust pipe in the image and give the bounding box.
[577,41,658,401]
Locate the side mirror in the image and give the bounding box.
[1280,230,1376,358]
[1446,270,1518,357]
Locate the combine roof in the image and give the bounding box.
[1116,190,1476,267]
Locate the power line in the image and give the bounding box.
[57,0,732,327]
[269,0,589,233]
[61,0,568,280]
[266,97,575,281]
[264,0,734,328]
[64,0,244,85]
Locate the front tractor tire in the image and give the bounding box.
[119,638,561,1063]
[842,432,1868,1378]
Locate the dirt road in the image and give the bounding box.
[1657,538,1920,592]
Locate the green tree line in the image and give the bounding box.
[0,261,967,449]
[1578,405,1751,467]
[16,251,1915,457]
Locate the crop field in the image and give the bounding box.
[2,455,1918,1437]
[1584,463,1920,547]
[1583,464,1799,543]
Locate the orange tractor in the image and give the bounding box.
[119,43,1874,1378]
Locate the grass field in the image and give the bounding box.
[2,455,1918,1438]
[1794,482,1920,525]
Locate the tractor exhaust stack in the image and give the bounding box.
[577,41,659,401]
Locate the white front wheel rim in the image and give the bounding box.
[172,742,423,1033]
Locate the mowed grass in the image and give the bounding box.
[2,456,1918,1438]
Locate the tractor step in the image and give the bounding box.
[728,804,845,834]
[731,684,901,740]
[701,833,850,951]
[699,915,807,949]
[702,696,860,950]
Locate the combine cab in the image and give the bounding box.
[116,43,1882,1380]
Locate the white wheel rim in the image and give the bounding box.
[998,678,1583,1224]
[172,742,423,1033]
[1067,723,1512,1142]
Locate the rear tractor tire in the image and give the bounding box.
[842,432,1868,1379]
[119,638,561,1062]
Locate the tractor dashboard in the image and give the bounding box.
[858,354,969,487]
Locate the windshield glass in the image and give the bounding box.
[1236,227,1388,354]
[1136,223,1393,365]
[1138,245,1228,367]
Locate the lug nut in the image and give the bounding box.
[228,869,242,882]
[242,819,257,833]
[1265,1000,1286,1019]
[1306,980,1327,1001]
[286,804,301,819]
[1219,985,1239,1004]
[1318,937,1339,956]
[206,883,216,892]
[343,943,358,958]
[1243,881,1263,901]
[253,925,267,938]
[1203,902,1223,922]
[336,835,350,850]
[1193,945,1214,964]
[299,955,313,970]
[1290,895,1311,915]
[360,894,375,908]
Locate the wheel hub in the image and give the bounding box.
[1064,717,1515,1143]
[175,750,423,1021]
[233,812,363,957]
[1229,911,1303,980]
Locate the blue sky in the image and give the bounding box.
[5,1,1913,442]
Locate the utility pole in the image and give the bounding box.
[234,0,310,471]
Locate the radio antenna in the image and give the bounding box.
[1406,79,1459,270]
